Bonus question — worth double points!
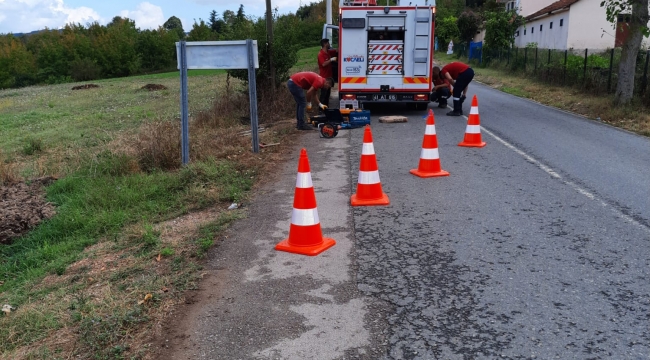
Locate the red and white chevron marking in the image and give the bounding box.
[368,65,402,71]
[369,44,403,52]
[369,55,403,62]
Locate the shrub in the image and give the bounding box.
[69,58,101,81]
[22,137,44,156]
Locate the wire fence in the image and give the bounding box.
[454,44,650,103]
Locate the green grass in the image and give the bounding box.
[0,156,252,355]
[0,70,233,160]
[501,86,529,97]
[128,69,226,80]
[0,156,251,293]
[0,49,292,359]
[293,46,320,73]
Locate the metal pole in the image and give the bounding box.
[179,41,190,165]
[583,48,588,85]
[642,50,650,95]
[608,48,614,93]
[247,39,260,154]
[524,47,527,71]
[326,0,333,41]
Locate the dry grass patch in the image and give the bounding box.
[472,67,650,136]
[1,92,299,360]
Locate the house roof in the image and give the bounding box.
[526,0,581,21]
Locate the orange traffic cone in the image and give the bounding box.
[410,110,450,178]
[458,95,486,148]
[351,126,390,206]
[275,148,336,256]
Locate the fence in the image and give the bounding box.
[455,45,650,100]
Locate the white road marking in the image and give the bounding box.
[453,111,648,232]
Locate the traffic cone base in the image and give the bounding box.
[458,140,486,147]
[275,236,336,256]
[410,168,450,178]
[350,192,390,206]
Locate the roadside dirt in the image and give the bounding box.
[71,84,99,90]
[141,84,168,91]
[0,177,57,244]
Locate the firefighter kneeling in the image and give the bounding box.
[430,66,452,109]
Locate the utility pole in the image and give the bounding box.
[265,0,276,88]
[326,0,333,42]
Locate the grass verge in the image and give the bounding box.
[0,48,314,359]
[434,52,650,137]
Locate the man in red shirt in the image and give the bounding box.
[430,66,452,109]
[317,38,338,110]
[432,61,474,116]
[287,71,334,130]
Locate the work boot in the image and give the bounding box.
[446,99,462,116]
[438,100,448,108]
[299,124,317,131]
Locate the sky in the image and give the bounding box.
[0,0,305,34]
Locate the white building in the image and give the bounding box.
[514,0,614,50]
[514,0,650,50]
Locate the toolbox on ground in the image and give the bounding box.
[309,109,371,138]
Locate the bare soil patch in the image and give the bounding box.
[141,84,168,91]
[71,84,100,90]
[0,177,57,244]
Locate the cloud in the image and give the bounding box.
[0,0,101,34]
[119,2,165,30]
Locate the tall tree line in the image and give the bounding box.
[0,16,185,89]
[0,3,333,89]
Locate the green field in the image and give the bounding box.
[0,47,318,360]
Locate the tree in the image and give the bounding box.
[223,10,236,25]
[601,0,650,105]
[483,10,522,50]
[265,0,275,89]
[457,10,482,44]
[435,0,465,23]
[226,13,299,87]
[163,16,185,40]
[236,5,246,23]
[94,17,141,77]
[208,10,227,35]
[186,19,218,41]
[436,16,460,48]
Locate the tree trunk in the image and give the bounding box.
[614,0,649,105]
[265,0,276,89]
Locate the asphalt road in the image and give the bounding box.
[160,82,650,360]
[353,82,650,359]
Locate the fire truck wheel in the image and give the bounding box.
[320,123,339,138]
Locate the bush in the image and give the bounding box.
[70,58,101,81]
[437,16,460,49]
[226,13,300,87]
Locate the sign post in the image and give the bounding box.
[176,40,260,164]
[179,41,190,164]
[246,39,259,153]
